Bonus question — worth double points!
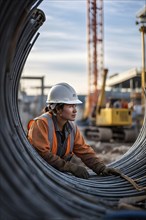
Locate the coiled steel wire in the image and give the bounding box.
[0,0,146,219]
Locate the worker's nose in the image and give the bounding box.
[73,105,77,112]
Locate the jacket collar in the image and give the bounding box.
[52,115,73,134]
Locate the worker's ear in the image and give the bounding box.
[56,105,63,114]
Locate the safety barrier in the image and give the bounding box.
[0,1,146,219]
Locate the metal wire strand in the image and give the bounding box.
[0,0,146,219]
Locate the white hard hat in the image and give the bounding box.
[46,83,82,104]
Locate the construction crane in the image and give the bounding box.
[82,0,137,142]
[84,0,104,119]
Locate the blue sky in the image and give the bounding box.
[22,0,146,95]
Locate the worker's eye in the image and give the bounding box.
[71,104,76,108]
[68,104,76,108]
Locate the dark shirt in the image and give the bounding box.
[52,115,73,157]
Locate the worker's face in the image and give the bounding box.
[58,104,77,121]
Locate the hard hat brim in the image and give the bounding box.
[46,99,82,104]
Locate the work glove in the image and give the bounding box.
[92,162,120,176]
[43,152,89,179]
[64,162,90,179]
[100,167,121,176]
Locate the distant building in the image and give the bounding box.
[106,68,142,103]
[106,68,141,92]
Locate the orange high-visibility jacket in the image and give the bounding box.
[28,112,102,166]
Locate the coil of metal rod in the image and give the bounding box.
[0,0,146,219]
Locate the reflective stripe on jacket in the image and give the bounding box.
[28,112,76,158]
[28,112,102,167]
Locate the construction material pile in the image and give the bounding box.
[0,0,146,219]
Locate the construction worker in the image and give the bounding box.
[28,83,119,179]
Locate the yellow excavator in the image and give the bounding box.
[83,69,137,142]
[82,0,141,142]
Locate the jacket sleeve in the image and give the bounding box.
[27,119,72,171]
[73,126,105,171]
[28,119,50,156]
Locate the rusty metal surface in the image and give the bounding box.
[0,0,146,219]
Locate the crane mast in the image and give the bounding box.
[83,1,136,143]
[84,0,104,119]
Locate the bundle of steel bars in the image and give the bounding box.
[0,1,146,219]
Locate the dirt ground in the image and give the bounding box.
[89,141,132,164]
[72,138,132,166]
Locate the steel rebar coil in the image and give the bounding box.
[0,0,146,219]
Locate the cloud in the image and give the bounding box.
[21,0,145,95]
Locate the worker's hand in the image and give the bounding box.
[100,167,121,176]
[64,162,89,179]
[71,165,90,179]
